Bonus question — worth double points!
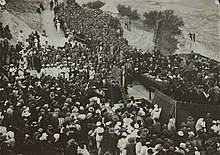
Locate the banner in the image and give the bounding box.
[111,65,121,82]
[152,91,176,124]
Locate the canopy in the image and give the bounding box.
[100,0,119,15]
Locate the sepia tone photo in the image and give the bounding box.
[0,0,220,154]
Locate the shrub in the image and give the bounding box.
[83,0,105,9]
[5,0,39,13]
[143,11,161,29]
[117,4,139,20]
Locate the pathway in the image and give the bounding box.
[41,2,67,47]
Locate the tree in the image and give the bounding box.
[143,11,161,29]
[117,4,140,20]
[82,0,105,9]
[143,10,184,55]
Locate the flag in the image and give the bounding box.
[111,65,121,82]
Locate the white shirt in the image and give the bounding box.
[118,138,127,151]
[91,127,104,142]
[140,146,148,155]
[136,142,142,155]
[151,108,162,120]
[195,118,206,132]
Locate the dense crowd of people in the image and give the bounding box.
[53,0,220,105]
[129,50,220,105]
[0,0,220,154]
[0,67,220,155]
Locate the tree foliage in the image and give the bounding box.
[143,11,162,29]
[5,0,39,13]
[82,0,105,9]
[143,10,184,55]
[117,4,140,20]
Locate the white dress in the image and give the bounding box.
[56,22,61,33]
[17,32,24,43]
[136,142,142,155]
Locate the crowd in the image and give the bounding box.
[128,50,220,105]
[53,0,220,105]
[0,66,220,154]
[56,0,128,51]
[0,0,220,154]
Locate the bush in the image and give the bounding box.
[129,9,139,20]
[82,0,105,9]
[143,11,161,29]
[5,0,39,13]
[117,4,139,20]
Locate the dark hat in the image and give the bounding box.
[128,137,135,144]
[187,116,194,121]
[112,115,119,122]
[147,148,154,155]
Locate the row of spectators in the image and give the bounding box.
[127,50,220,105]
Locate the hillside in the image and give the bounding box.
[4,0,42,31]
[0,10,33,44]
[5,0,39,13]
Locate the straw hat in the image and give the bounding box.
[96,121,102,126]
[177,131,184,137]
[109,128,116,134]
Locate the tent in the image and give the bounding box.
[100,0,119,17]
